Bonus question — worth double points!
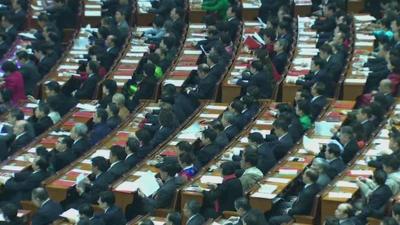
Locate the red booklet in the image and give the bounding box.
[244,36,262,49]
[160,150,177,157]
[52,179,75,187]
[73,111,94,118]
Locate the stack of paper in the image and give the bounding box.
[328,192,352,199]
[259,184,277,194]
[200,175,223,184]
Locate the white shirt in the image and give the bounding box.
[15,132,26,140]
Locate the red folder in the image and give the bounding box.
[171,70,191,77]
[180,55,199,62]
[52,179,75,187]
[160,150,177,157]
[288,70,310,76]
[73,111,94,118]
[333,102,353,109]
[63,120,76,127]
[114,140,127,147]
[114,69,135,76]
[244,36,262,50]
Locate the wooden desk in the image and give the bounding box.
[347,0,365,13]
[248,100,355,213]
[294,0,312,16]
[112,102,227,211]
[128,216,166,225]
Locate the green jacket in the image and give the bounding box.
[202,0,229,19]
[299,115,312,130]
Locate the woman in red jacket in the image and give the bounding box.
[0,61,26,105]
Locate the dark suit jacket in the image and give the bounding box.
[361,120,374,141]
[311,16,336,32]
[325,54,344,82]
[237,71,273,99]
[106,116,121,129]
[28,115,54,135]
[271,133,294,160]
[0,41,8,58]
[125,153,142,169]
[5,169,50,201]
[289,183,321,216]
[272,52,288,74]
[143,177,177,213]
[75,74,100,99]
[360,185,392,219]
[31,200,63,225]
[135,76,158,100]
[296,69,333,95]
[150,126,175,147]
[0,217,23,225]
[48,93,77,116]
[327,158,346,179]
[223,125,240,140]
[97,205,126,225]
[100,47,120,70]
[13,9,27,30]
[188,74,218,100]
[257,143,277,174]
[225,16,240,40]
[208,62,226,79]
[50,149,76,172]
[196,143,221,167]
[89,122,112,146]
[106,161,128,179]
[38,55,58,76]
[4,25,17,44]
[215,132,229,149]
[89,217,106,225]
[20,61,41,95]
[186,214,205,225]
[9,132,33,155]
[71,138,90,156]
[310,95,328,120]
[342,139,359,164]
[203,177,243,213]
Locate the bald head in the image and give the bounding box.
[379,79,393,94]
[14,120,28,135]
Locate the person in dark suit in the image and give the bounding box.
[7,120,34,157]
[106,102,122,129]
[44,81,77,116]
[140,163,178,213]
[89,108,112,146]
[100,35,120,70]
[355,106,375,141]
[134,63,158,100]
[34,46,58,76]
[106,145,128,179]
[203,162,243,217]
[224,5,241,40]
[1,15,17,44]
[269,169,321,225]
[0,203,24,225]
[115,9,129,41]
[47,0,75,29]
[296,56,333,94]
[70,123,90,156]
[49,136,75,172]
[28,103,54,135]
[183,200,205,225]
[183,64,218,100]
[168,7,185,39]
[338,126,359,164]
[16,51,41,95]
[149,109,178,147]
[319,44,344,82]
[325,143,346,179]
[206,53,226,79]
[248,132,277,174]
[311,4,337,33]
[148,0,176,17]
[74,61,101,100]
[272,39,289,75]
[356,170,393,223]
[234,96,259,129]
[99,79,118,109]
[78,204,106,225]
[194,128,220,167]
[221,111,240,141]
[237,60,274,99]
[269,119,294,160]
[309,82,328,120]
[96,191,126,225]
[276,21,293,46]
[124,137,143,169]
[3,158,50,203]
[11,0,27,30]
[31,187,63,225]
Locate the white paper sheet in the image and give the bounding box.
[200,175,223,184]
